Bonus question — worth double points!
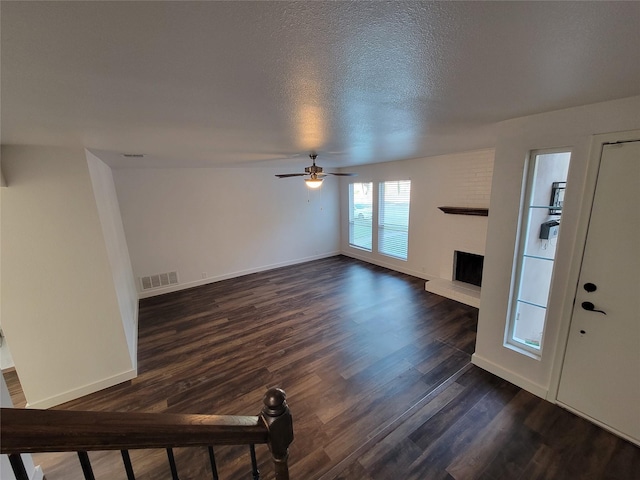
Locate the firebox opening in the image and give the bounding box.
[454,251,484,287]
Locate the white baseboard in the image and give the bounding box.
[340,251,435,281]
[26,369,137,409]
[138,252,341,299]
[471,353,548,399]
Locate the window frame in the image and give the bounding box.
[505,148,572,357]
[377,180,411,261]
[348,182,373,252]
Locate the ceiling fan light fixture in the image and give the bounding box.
[276,153,354,187]
[305,177,323,189]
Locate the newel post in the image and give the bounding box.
[260,388,294,480]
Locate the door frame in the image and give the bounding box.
[547,130,640,408]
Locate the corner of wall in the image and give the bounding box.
[477,96,640,400]
[471,353,548,399]
[85,150,139,369]
[2,146,136,407]
[25,368,137,409]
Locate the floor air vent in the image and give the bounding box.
[140,271,178,290]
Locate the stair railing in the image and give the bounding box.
[1,387,293,480]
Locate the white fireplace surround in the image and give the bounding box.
[425,244,483,307]
[424,214,488,308]
[425,246,483,307]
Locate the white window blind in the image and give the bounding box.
[378,180,411,260]
[349,182,373,251]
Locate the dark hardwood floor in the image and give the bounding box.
[4,256,639,479]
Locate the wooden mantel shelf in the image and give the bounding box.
[438,206,489,216]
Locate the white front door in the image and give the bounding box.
[557,139,640,444]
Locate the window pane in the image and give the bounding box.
[349,182,372,251]
[378,180,410,260]
[513,301,547,348]
[518,256,554,307]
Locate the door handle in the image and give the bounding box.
[581,301,606,315]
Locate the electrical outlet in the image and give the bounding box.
[201,272,207,279]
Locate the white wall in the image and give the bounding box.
[112,166,340,296]
[339,149,494,280]
[1,334,16,370]
[474,95,640,398]
[86,151,138,368]
[1,146,136,408]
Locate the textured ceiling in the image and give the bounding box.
[2,1,639,168]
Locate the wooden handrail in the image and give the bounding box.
[0,408,268,453]
[1,387,294,480]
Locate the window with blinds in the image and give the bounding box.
[349,182,373,251]
[378,180,411,260]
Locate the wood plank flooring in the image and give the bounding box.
[4,256,639,479]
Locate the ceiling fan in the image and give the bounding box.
[275,154,357,188]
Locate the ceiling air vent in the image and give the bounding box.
[140,271,179,291]
[122,153,145,158]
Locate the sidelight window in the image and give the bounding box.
[507,150,571,354]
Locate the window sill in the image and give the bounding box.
[503,341,542,360]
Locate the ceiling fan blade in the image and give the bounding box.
[275,173,307,178]
[327,173,358,176]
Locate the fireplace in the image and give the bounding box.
[454,251,484,287]
[424,250,484,307]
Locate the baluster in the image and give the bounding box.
[260,388,294,480]
[207,446,219,480]
[166,448,179,480]
[8,454,29,480]
[77,451,96,480]
[249,444,260,480]
[121,449,136,480]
